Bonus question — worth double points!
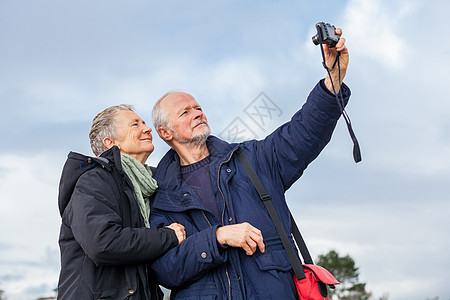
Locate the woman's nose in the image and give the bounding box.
[142,125,152,133]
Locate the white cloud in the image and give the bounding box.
[102,57,265,109]
[342,0,418,69]
[326,0,450,178]
[0,153,61,299]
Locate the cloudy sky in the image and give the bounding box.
[1,0,449,299]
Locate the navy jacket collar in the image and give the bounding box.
[152,136,239,212]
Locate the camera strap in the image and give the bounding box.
[317,33,362,163]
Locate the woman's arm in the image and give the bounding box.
[64,169,179,265]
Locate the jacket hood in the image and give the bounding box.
[58,146,122,216]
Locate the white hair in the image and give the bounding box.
[151,89,181,130]
[89,104,135,156]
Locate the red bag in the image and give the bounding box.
[293,264,340,300]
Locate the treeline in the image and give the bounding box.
[317,249,388,300]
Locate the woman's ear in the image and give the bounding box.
[103,137,117,149]
[157,127,173,142]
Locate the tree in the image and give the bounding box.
[0,283,5,300]
[316,250,380,300]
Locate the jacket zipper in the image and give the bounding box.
[217,147,239,300]
[200,209,232,300]
[201,210,212,227]
[217,147,238,224]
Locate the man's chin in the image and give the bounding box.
[189,128,211,145]
[173,132,210,146]
[191,131,210,145]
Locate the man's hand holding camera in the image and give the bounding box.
[312,22,348,95]
[321,27,348,94]
[323,27,348,94]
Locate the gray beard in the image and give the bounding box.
[172,126,211,146]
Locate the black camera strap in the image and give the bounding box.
[317,32,362,163]
[235,147,313,281]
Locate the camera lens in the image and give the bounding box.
[312,34,320,45]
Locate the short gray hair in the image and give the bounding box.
[89,104,135,156]
[152,90,181,130]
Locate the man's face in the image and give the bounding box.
[160,92,211,145]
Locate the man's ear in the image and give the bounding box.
[103,137,116,149]
[157,127,173,142]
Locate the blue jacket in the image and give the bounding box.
[58,146,179,299]
[150,81,351,299]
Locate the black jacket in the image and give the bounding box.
[57,146,178,299]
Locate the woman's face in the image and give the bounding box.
[112,110,154,164]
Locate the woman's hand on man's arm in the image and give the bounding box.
[166,223,186,244]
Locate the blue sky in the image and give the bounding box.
[1,0,449,299]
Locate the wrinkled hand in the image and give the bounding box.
[323,27,349,94]
[166,223,186,245]
[216,222,265,255]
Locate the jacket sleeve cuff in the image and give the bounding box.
[315,79,351,118]
[216,225,228,253]
[195,225,228,264]
[319,78,351,98]
[159,227,180,249]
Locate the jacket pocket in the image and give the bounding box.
[171,281,218,299]
[255,249,291,272]
[95,288,137,300]
[252,248,298,299]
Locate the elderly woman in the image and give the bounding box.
[57,104,185,299]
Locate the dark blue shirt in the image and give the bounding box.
[181,156,220,220]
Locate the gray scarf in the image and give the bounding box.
[120,153,158,228]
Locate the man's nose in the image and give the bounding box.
[193,109,204,119]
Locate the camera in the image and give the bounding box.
[312,22,339,48]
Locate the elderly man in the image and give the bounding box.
[150,28,350,299]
